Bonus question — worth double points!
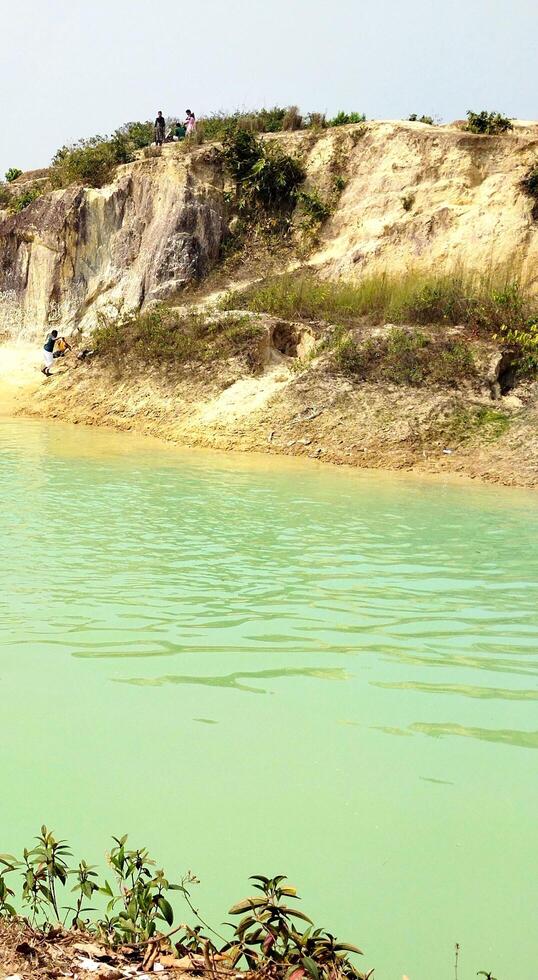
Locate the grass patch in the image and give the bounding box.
[93,307,265,372]
[221,269,536,338]
[443,406,511,443]
[332,328,476,387]
[197,107,366,140]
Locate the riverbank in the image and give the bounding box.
[2,327,537,489]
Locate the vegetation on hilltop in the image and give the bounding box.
[465,110,513,135]
[5,167,22,183]
[407,113,434,125]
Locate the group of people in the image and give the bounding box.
[154,109,196,146]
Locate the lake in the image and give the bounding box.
[0,417,536,980]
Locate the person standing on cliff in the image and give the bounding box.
[41,329,59,376]
[184,109,196,135]
[154,111,166,146]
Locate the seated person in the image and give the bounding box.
[174,122,186,140]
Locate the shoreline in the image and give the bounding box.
[1,340,537,492]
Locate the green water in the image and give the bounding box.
[1,418,537,980]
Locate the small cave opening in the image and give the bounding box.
[497,352,518,395]
[271,322,299,357]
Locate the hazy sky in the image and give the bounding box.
[1,0,536,177]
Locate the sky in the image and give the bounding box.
[1,0,536,177]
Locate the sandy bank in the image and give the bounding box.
[2,338,536,490]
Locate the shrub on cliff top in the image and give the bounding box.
[465,110,513,135]
[50,121,153,189]
[51,136,127,189]
[328,111,366,127]
[5,167,22,182]
[407,114,434,125]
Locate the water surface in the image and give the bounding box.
[1,418,537,980]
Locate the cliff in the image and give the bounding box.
[1,121,538,487]
[0,146,226,338]
[2,121,538,340]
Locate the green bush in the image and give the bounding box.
[328,112,366,127]
[0,828,369,979]
[223,128,304,212]
[407,114,433,125]
[50,120,154,189]
[465,110,513,135]
[297,189,331,227]
[201,107,289,141]
[9,186,43,213]
[115,120,154,149]
[497,316,538,374]
[51,136,127,189]
[5,167,22,183]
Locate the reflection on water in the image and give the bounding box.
[419,776,455,785]
[409,721,538,750]
[1,418,538,980]
[116,667,351,693]
[373,680,538,700]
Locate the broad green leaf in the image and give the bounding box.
[281,907,313,923]
[158,896,174,926]
[302,955,320,980]
[229,897,266,914]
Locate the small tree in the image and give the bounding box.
[5,168,22,183]
[465,111,513,135]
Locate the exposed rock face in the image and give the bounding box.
[0,147,226,339]
[300,120,538,282]
[2,121,538,340]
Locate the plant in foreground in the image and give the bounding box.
[229,874,368,979]
[0,829,368,979]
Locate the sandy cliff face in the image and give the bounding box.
[1,121,538,341]
[299,120,538,281]
[0,147,226,339]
